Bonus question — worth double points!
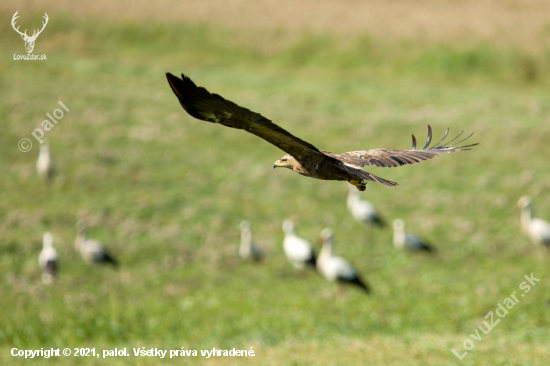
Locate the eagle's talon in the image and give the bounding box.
[350,179,366,191]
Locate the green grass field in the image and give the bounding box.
[2,9,550,366]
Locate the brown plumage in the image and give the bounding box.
[166,73,478,191]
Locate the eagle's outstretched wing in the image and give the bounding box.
[166,73,333,164]
[336,125,478,168]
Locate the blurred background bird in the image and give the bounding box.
[38,232,58,285]
[36,142,55,183]
[282,219,316,269]
[317,228,370,299]
[75,220,118,266]
[518,196,550,258]
[347,186,385,227]
[392,219,434,253]
[239,220,263,261]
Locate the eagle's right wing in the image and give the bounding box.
[166,73,335,165]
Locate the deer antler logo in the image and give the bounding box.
[12,11,49,54]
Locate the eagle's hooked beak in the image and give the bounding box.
[273,160,280,169]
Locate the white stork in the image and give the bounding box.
[239,220,263,261]
[282,219,316,269]
[347,186,385,227]
[392,219,434,253]
[36,142,55,183]
[518,196,550,256]
[76,221,117,266]
[39,232,58,284]
[317,228,370,298]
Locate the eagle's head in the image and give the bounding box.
[273,154,295,170]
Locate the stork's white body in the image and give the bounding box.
[76,221,117,265]
[318,242,357,283]
[527,219,550,246]
[282,220,315,269]
[347,188,383,226]
[392,219,433,253]
[77,239,107,263]
[39,232,58,284]
[317,228,369,296]
[519,196,550,249]
[36,143,55,182]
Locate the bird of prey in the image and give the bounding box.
[39,232,58,284]
[392,219,434,253]
[166,73,477,191]
[239,220,263,261]
[317,228,370,298]
[282,219,316,269]
[76,221,118,266]
[347,186,385,227]
[518,196,550,257]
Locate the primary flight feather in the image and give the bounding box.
[166,73,477,191]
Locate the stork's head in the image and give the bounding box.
[239,220,251,232]
[282,219,295,234]
[76,220,87,235]
[518,196,532,210]
[393,219,405,231]
[319,228,334,245]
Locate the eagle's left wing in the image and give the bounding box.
[337,125,478,168]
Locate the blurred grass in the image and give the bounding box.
[1,12,550,366]
[2,13,550,84]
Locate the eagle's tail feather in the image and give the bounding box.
[352,168,398,187]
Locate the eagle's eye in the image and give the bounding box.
[282,158,287,162]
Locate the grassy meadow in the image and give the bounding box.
[2,3,550,365]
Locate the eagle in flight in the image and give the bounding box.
[166,73,477,191]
